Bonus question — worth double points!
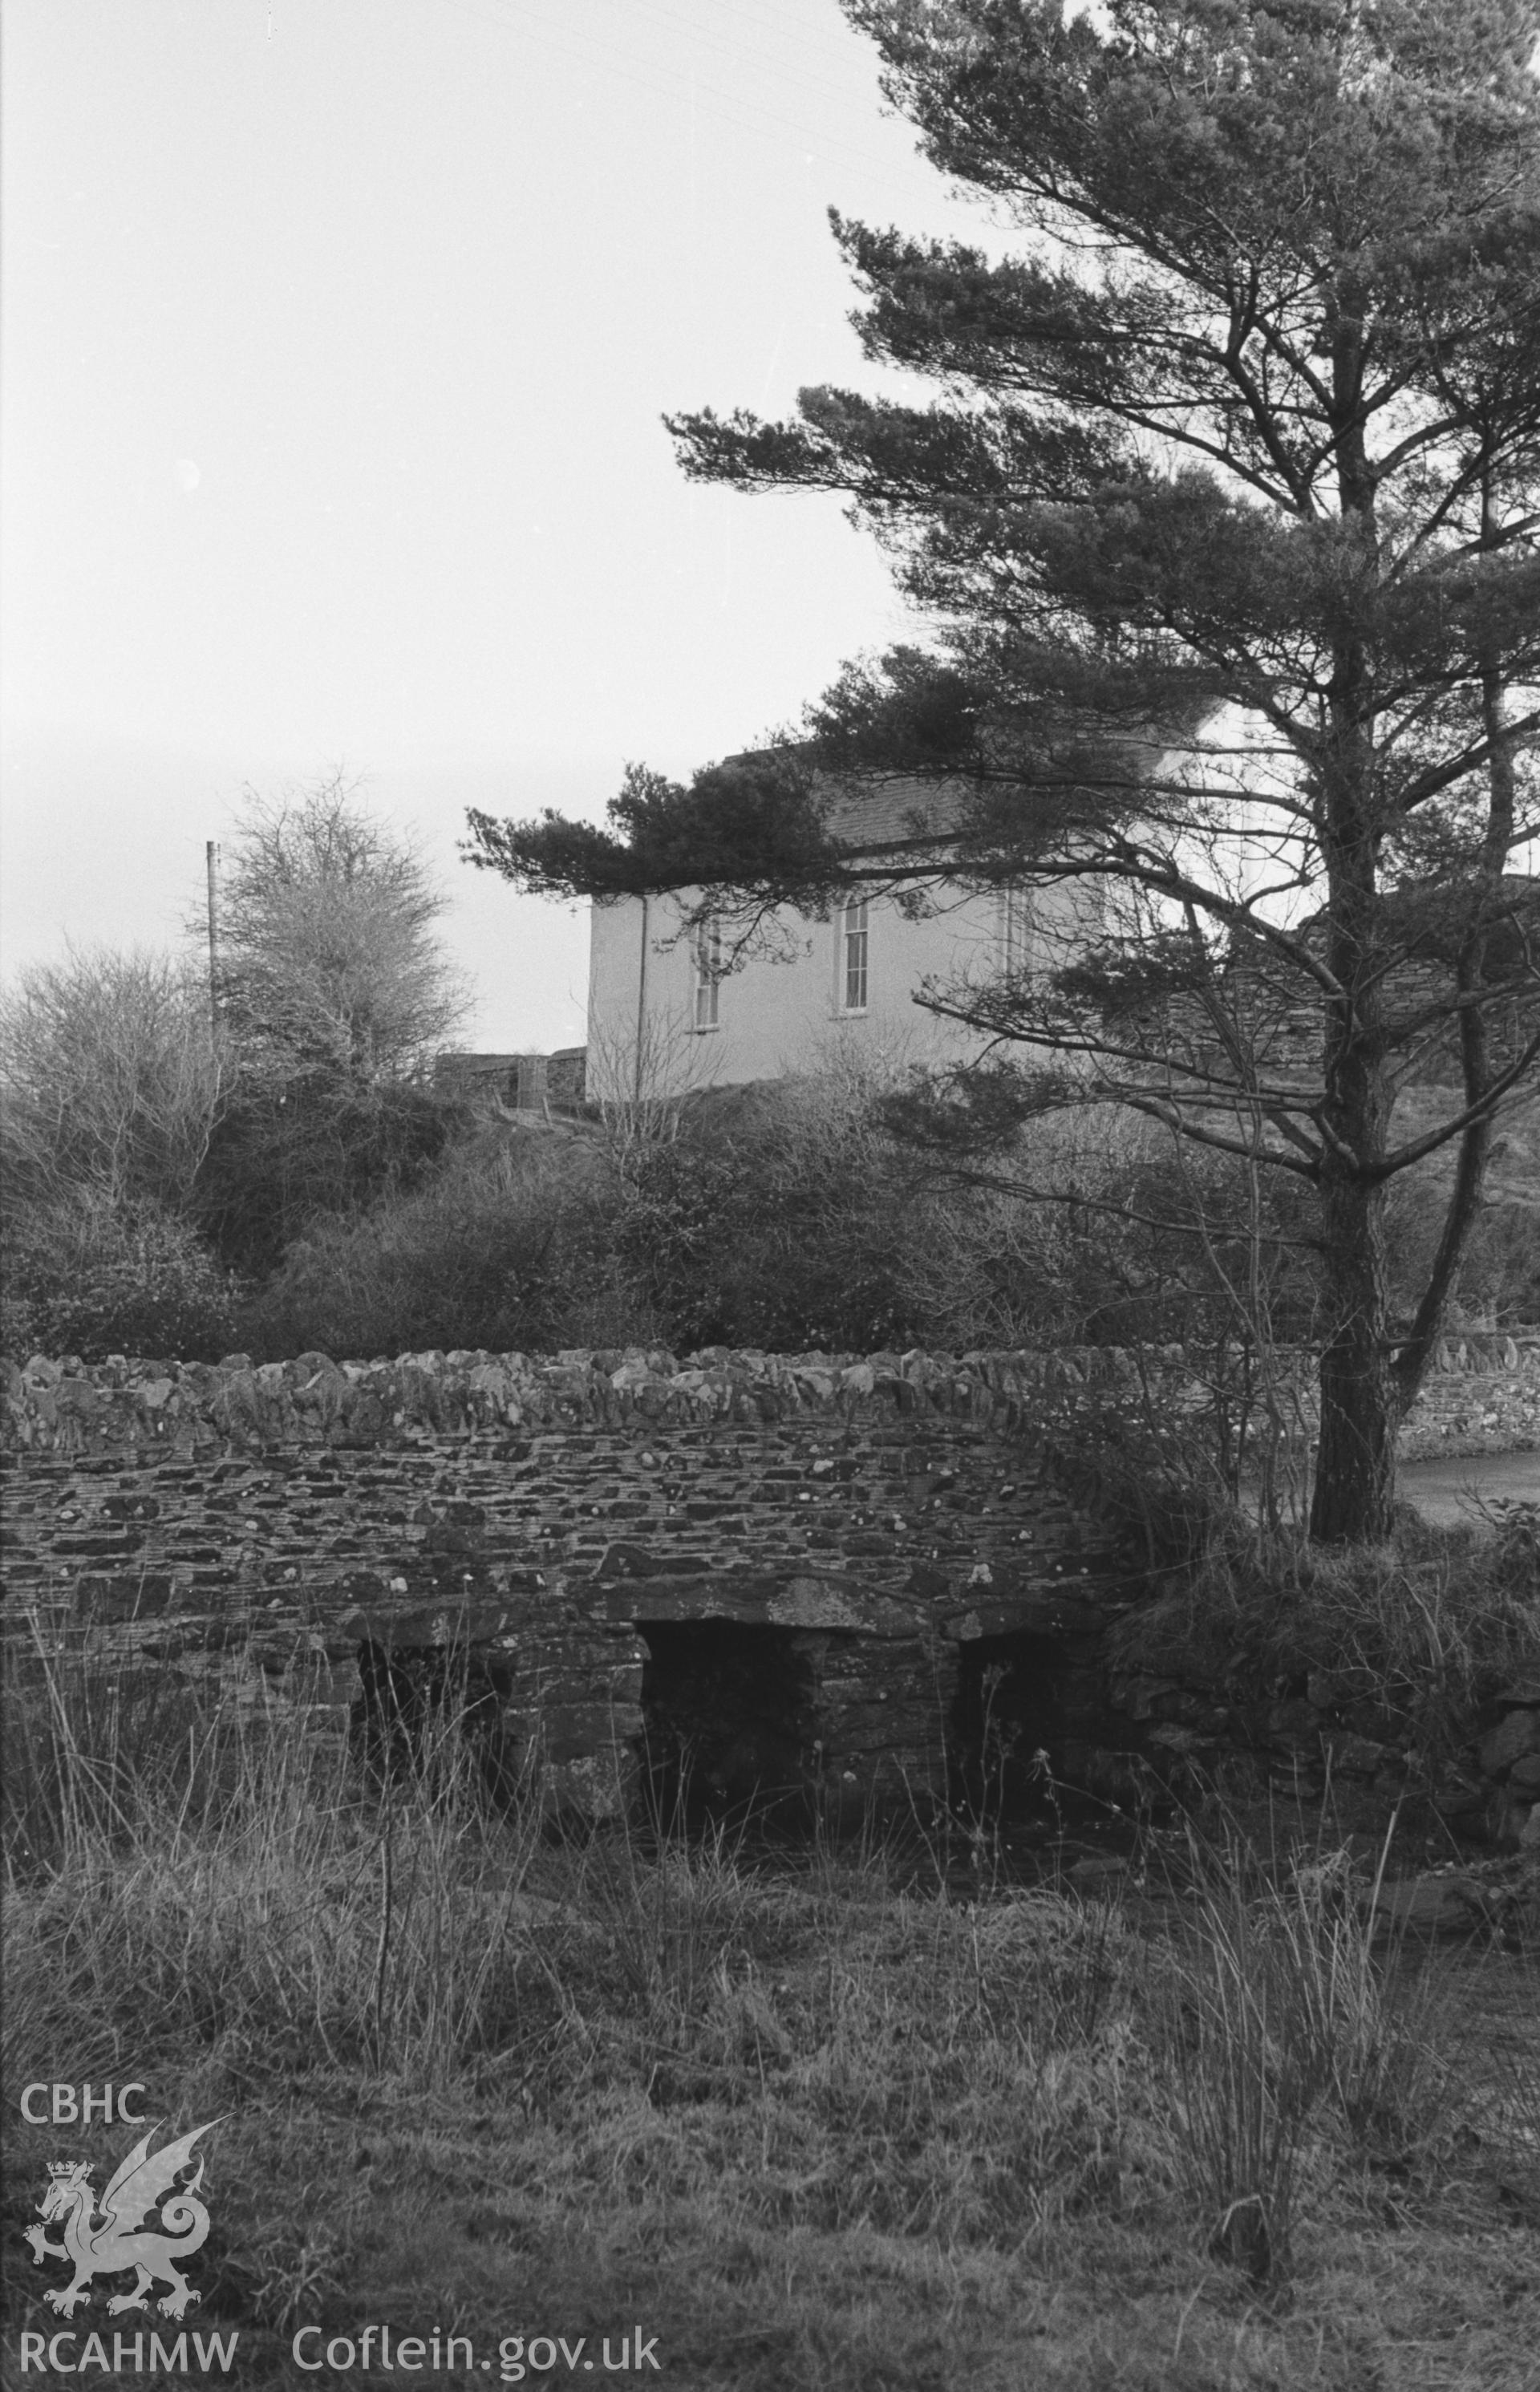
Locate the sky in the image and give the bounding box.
[2,0,989,1050]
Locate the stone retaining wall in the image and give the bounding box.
[1100,1650,1540,1861]
[1396,1334,1540,1457]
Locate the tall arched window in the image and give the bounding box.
[841,898,869,1013]
[692,915,722,1031]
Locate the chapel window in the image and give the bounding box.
[841,898,869,1013]
[693,915,722,1032]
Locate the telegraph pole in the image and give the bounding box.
[205,840,221,1033]
[633,891,650,1109]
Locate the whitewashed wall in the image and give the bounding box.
[586,881,1095,1100]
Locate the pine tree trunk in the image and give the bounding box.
[1309,1171,1400,1542]
[1311,489,1401,1543]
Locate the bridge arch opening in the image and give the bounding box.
[637,1618,822,1828]
[948,1631,1072,1826]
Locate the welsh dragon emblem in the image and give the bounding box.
[24,2118,221,2320]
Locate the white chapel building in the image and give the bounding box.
[585,774,1103,1103]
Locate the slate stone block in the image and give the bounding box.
[1480,1709,1540,1776]
[72,1574,172,1623]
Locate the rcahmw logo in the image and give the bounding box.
[17,2098,235,2370]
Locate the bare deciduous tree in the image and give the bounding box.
[217,774,467,1089]
[0,946,228,1213]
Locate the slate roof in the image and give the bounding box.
[717,751,974,864]
[821,775,971,856]
[725,735,1173,867]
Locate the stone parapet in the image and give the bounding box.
[5,1334,1535,1464]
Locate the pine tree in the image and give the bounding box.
[467,1,1540,1541]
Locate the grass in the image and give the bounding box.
[1150,1830,1457,2288]
[3,1651,1538,2390]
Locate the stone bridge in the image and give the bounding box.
[2,1346,1150,1823]
[4,1340,1534,1830]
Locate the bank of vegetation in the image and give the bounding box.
[3,1652,1538,2391]
[4,943,1536,1389]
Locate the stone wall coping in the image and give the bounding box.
[4,1335,1537,1457]
[1,1344,1108,1453]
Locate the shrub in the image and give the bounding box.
[0,946,226,1214]
[0,1193,240,1363]
[221,1057,1331,1368]
[605,1070,928,1352]
[234,1127,636,1361]
[194,1072,466,1275]
[879,1076,1324,1354]
[234,1064,934,1362]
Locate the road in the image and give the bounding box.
[1396,1450,1538,1526]
[1244,1450,1536,1529]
